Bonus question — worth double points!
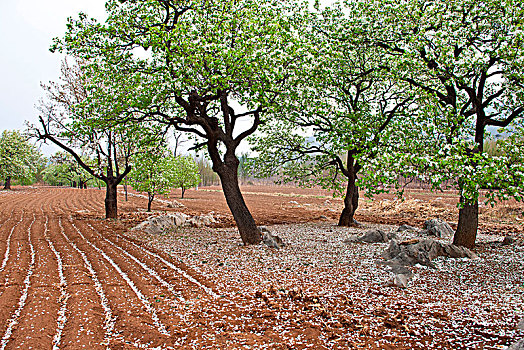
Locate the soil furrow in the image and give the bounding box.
[0,214,37,350]
[95,220,219,299]
[59,217,171,347]
[68,218,170,336]
[41,212,68,350]
[85,222,185,302]
[6,213,61,349]
[0,211,25,274]
[51,216,115,349]
[0,211,31,321]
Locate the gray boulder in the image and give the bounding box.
[382,238,478,268]
[357,229,397,243]
[132,212,217,233]
[172,212,188,226]
[423,219,454,238]
[166,200,185,208]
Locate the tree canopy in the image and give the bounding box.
[129,147,179,211]
[343,0,524,246]
[50,0,305,244]
[33,59,165,218]
[171,155,200,199]
[0,130,42,190]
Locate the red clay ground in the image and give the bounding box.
[0,185,522,349]
[144,185,524,236]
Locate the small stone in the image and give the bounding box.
[258,226,270,234]
[502,236,516,246]
[357,229,396,243]
[397,224,417,232]
[392,274,409,288]
[262,232,285,249]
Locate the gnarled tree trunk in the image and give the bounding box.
[453,195,478,248]
[338,153,360,227]
[215,155,261,245]
[338,180,359,226]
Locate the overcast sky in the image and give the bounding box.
[0,0,106,146]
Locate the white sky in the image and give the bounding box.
[0,0,107,152]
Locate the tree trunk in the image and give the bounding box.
[147,193,154,212]
[105,179,118,219]
[124,184,128,201]
[3,177,11,190]
[181,186,186,199]
[453,195,478,248]
[216,162,261,245]
[338,180,359,226]
[338,153,360,226]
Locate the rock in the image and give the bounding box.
[188,214,216,227]
[382,238,478,268]
[392,274,410,288]
[386,263,413,277]
[132,212,214,233]
[166,200,185,208]
[379,260,414,288]
[172,212,188,226]
[502,236,516,246]
[262,231,285,249]
[357,229,397,243]
[518,317,524,331]
[259,226,270,234]
[422,219,454,238]
[509,338,524,350]
[132,215,177,235]
[397,224,418,232]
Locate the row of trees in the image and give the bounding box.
[0,130,44,190]
[0,128,201,212]
[29,0,523,247]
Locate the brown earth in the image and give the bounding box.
[152,185,524,236]
[0,185,522,349]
